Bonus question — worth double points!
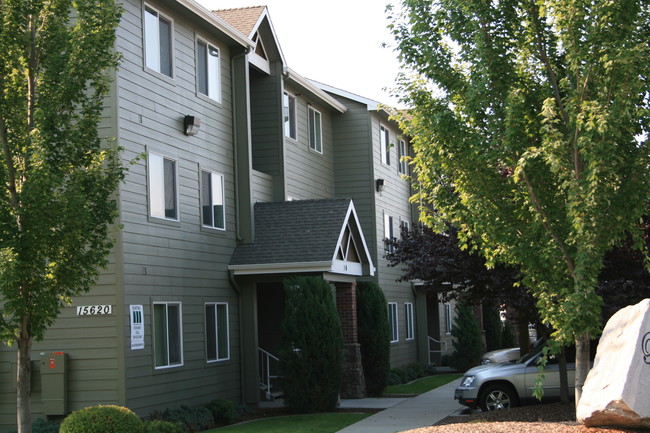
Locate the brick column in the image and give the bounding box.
[335,281,366,399]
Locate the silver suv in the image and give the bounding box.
[454,347,575,411]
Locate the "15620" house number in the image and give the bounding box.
[76,305,112,315]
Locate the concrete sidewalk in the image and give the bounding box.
[335,378,465,433]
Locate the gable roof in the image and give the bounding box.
[175,0,253,49]
[229,198,374,277]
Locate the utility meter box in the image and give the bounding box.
[40,352,67,415]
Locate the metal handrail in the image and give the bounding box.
[428,336,447,364]
[258,347,280,400]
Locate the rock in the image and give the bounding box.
[577,298,650,428]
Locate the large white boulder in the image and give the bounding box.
[577,298,650,428]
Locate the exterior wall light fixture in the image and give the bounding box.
[376,178,385,192]
[184,115,201,136]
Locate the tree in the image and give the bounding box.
[279,276,343,412]
[386,224,538,353]
[390,0,650,407]
[447,301,482,372]
[0,0,124,431]
[356,281,390,396]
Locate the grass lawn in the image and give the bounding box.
[384,373,462,395]
[205,412,372,433]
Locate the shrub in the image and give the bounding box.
[482,303,503,351]
[389,367,408,384]
[280,276,343,412]
[160,405,213,433]
[143,420,185,433]
[407,362,425,379]
[447,302,482,372]
[205,399,238,425]
[9,418,60,433]
[388,371,402,386]
[59,405,143,433]
[356,281,391,396]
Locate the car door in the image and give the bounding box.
[523,352,576,399]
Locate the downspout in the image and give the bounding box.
[231,47,250,243]
[230,47,249,405]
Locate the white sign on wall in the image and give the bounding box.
[130,305,144,350]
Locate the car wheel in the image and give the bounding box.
[478,384,519,411]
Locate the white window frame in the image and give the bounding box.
[197,38,221,102]
[398,139,408,174]
[200,169,225,230]
[144,5,173,77]
[388,302,399,343]
[148,152,179,221]
[308,106,323,154]
[283,92,297,140]
[444,303,452,334]
[205,302,230,362]
[380,124,390,165]
[405,302,414,340]
[384,213,394,252]
[153,302,183,369]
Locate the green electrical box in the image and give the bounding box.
[40,352,67,415]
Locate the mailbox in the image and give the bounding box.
[40,352,67,415]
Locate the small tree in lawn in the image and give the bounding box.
[390,0,650,406]
[356,281,390,396]
[0,0,124,431]
[448,302,482,372]
[280,276,343,412]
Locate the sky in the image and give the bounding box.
[197,0,404,106]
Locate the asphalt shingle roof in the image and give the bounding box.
[212,6,266,37]
[229,198,354,266]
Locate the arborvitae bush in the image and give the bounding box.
[448,302,482,371]
[502,320,516,348]
[280,276,343,412]
[482,303,503,351]
[356,281,390,396]
[59,405,143,433]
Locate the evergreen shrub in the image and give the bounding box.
[205,398,238,425]
[59,405,143,433]
[143,420,185,433]
[160,405,213,433]
[356,281,390,396]
[9,418,60,433]
[280,276,343,412]
[447,302,482,371]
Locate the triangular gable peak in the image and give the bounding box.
[332,201,374,276]
[213,6,285,74]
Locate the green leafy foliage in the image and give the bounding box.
[9,418,60,433]
[279,276,343,412]
[447,302,482,372]
[390,0,650,402]
[158,405,213,433]
[59,405,143,433]
[356,281,390,396]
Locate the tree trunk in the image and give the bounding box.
[17,323,33,433]
[558,346,569,404]
[575,333,590,407]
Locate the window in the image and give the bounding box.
[400,219,410,237]
[283,92,296,139]
[384,213,394,252]
[388,302,398,343]
[201,170,225,230]
[308,106,322,153]
[197,40,220,101]
[397,139,407,173]
[149,153,178,220]
[205,303,229,362]
[153,302,183,368]
[144,6,172,77]
[380,125,390,165]
[444,303,452,334]
[405,303,414,340]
